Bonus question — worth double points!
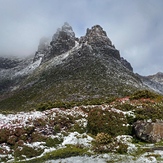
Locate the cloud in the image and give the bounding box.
[0,0,162,75]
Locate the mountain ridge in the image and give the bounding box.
[0,22,162,111]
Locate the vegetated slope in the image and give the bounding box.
[0,23,143,111]
[1,90,163,162]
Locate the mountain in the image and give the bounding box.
[0,22,148,111]
[138,72,163,94]
[147,72,163,84]
[1,23,163,163]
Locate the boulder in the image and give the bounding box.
[134,120,163,143]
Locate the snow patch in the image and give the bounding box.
[14,57,42,77]
[62,132,93,147]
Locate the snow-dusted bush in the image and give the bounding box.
[95,132,111,144]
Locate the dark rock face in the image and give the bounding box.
[33,23,125,65]
[134,121,163,143]
[33,22,76,63]
[120,57,133,71]
[33,37,50,62]
[79,25,120,60]
[46,22,76,61]
[0,57,22,69]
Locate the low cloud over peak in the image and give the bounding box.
[0,0,163,75]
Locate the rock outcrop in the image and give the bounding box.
[45,22,76,61]
[33,22,76,63]
[134,120,163,143]
[0,57,22,69]
[33,37,50,62]
[147,72,163,85]
[79,25,120,60]
[120,57,133,71]
[50,22,75,54]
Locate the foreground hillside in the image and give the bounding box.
[1,90,163,162]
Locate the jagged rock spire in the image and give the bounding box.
[35,22,76,62]
[49,22,76,58]
[80,25,113,47]
[52,22,75,41]
[79,25,120,60]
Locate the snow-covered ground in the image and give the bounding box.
[0,104,163,163]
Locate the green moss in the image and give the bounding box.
[14,145,44,160]
[116,142,128,154]
[45,137,63,147]
[36,97,116,112]
[15,145,90,163]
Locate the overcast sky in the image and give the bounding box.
[0,0,163,75]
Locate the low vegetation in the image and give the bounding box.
[1,90,163,162]
[15,145,90,163]
[87,107,129,136]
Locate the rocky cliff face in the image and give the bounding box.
[34,22,76,63]
[33,37,50,62]
[79,25,120,60]
[120,57,133,72]
[0,57,22,69]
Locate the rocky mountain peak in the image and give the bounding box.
[40,22,76,62]
[33,23,76,63]
[80,25,113,47]
[52,22,75,41]
[86,25,108,38]
[61,22,75,38]
[79,25,120,60]
[147,72,163,85]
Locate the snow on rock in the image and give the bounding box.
[62,132,93,147]
[136,152,158,163]
[44,41,80,70]
[45,155,107,163]
[115,135,137,154]
[25,142,46,149]
[14,57,42,77]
